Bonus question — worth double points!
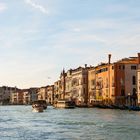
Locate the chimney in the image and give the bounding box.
[85,64,87,68]
[108,54,111,64]
[138,53,140,64]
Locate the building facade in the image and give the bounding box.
[10,90,23,105]
[58,66,89,106]
[59,69,66,100]
[37,87,47,101]
[46,85,54,105]
[0,86,18,105]
[114,57,138,106]
[88,67,96,106]
[137,69,140,105]
[29,88,38,103]
[70,66,88,106]
[88,54,140,106]
[54,80,61,103]
[23,90,29,105]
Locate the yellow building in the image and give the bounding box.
[88,67,97,106]
[37,87,47,101]
[95,63,115,105]
[88,62,114,106]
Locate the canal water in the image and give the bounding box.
[0,106,140,140]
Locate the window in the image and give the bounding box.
[133,88,136,96]
[131,65,137,70]
[105,68,108,71]
[121,89,125,96]
[112,76,115,87]
[119,65,125,70]
[91,80,96,86]
[132,76,136,85]
[99,91,102,96]
[72,78,78,86]
[83,88,86,95]
[106,78,108,88]
[96,68,108,74]
[112,89,114,95]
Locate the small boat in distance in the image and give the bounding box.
[54,100,75,109]
[32,100,47,112]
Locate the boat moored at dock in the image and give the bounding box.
[54,100,75,109]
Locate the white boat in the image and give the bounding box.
[54,100,75,109]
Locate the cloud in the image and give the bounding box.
[73,27,81,32]
[25,0,48,14]
[0,3,7,12]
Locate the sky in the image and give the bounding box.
[0,0,140,88]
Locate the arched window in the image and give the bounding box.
[132,76,136,85]
[72,78,78,86]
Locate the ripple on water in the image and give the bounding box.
[1,106,140,140]
[57,121,96,126]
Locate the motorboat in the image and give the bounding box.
[32,104,44,112]
[32,100,47,112]
[54,100,75,109]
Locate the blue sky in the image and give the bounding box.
[0,0,140,88]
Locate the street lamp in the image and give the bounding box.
[128,93,131,107]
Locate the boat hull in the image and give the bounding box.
[54,100,75,109]
[32,107,44,112]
